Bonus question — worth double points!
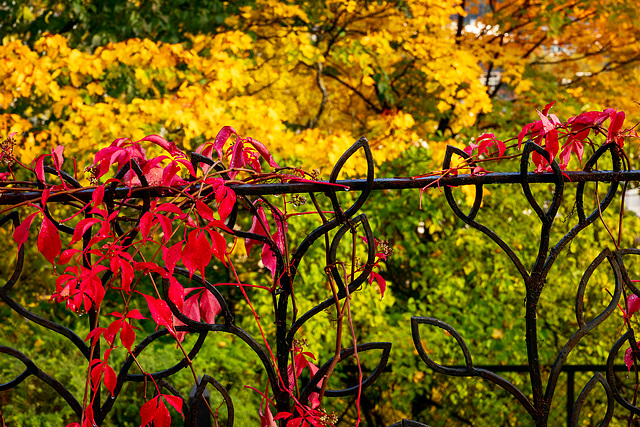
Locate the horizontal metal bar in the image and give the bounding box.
[444,365,629,373]
[0,170,639,205]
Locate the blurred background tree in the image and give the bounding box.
[2,0,640,425]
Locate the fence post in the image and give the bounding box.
[189,378,212,427]
[566,370,575,427]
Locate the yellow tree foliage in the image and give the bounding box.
[2,0,640,175]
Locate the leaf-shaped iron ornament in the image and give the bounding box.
[519,141,564,224]
[326,137,374,223]
[411,317,535,417]
[571,372,614,427]
[606,329,640,415]
[287,214,375,344]
[574,143,621,224]
[614,249,640,296]
[442,145,483,222]
[545,249,621,405]
[0,346,83,416]
[300,342,391,401]
[441,145,528,279]
[0,212,89,357]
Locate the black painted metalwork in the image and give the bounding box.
[0,137,639,426]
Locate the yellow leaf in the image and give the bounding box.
[362,75,375,86]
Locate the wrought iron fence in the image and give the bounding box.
[0,138,639,426]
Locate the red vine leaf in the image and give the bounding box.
[247,136,280,168]
[213,126,237,160]
[608,110,626,146]
[628,294,640,317]
[182,230,212,280]
[13,211,39,247]
[369,271,387,299]
[199,289,221,324]
[163,394,184,416]
[163,241,183,274]
[245,205,270,254]
[52,145,65,170]
[196,200,215,221]
[38,216,61,265]
[138,135,184,157]
[207,229,227,265]
[120,322,136,350]
[143,294,175,336]
[215,185,236,221]
[33,153,47,183]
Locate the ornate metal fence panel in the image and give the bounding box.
[0,138,639,426]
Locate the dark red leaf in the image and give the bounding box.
[92,185,105,209]
[52,145,65,170]
[139,212,153,241]
[89,361,103,391]
[120,322,136,350]
[143,294,174,334]
[245,205,270,254]
[84,327,105,344]
[13,211,39,247]
[71,218,101,244]
[199,289,221,324]
[213,126,237,160]
[41,188,51,206]
[34,153,47,183]
[208,229,227,265]
[156,203,183,215]
[608,111,626,146]
[163,394,184,416]
[138,135,184,157]
[629,294,640,317]
[156,214,172,243]
[545,129,559,160]
[163,241,183,274]
[175,157,196,177]
[229,140,246,178]
[103,363,117,396]
[134,261,169,277]
[160,161,183,186]
[38,216,61,265]
[119,260,134,291]
[168,281,185,311]
[182,230,212,280]
[183,293,201,322]
[105,319,122,344]
[370,271,387,298]
[196,200,215,221]
[247,136,280,168]
[215,185,236,221]
[518,122,537,148]
[625,342,640,372]
[58,249,79,265]
[140,396,158,426]
[541,101,555,116]
[154,398,172,427]
[261,243,277,278]
[126,309,146,320]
